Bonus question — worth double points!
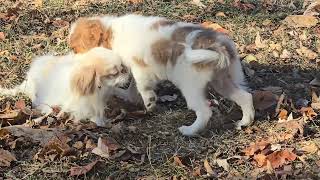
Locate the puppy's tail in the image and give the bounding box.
[185,48,230,69]
[0,81,28,96]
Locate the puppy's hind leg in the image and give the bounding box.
[211,76,255,129]
[178,84,212,136]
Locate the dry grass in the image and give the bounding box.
[1,0,320,179]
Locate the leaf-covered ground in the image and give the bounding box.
[1,0,320,179]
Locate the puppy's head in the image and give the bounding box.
[71,47,129,96]
[69,17,113,54]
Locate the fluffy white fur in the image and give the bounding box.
[0,47,129,126]
[69,14,255,136]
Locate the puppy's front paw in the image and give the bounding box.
[145,95,158,112]
[178,126,198,137]
[235,119,253,130]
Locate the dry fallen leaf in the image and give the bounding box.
[215,12,226,17]
[127,0,143,4]
[304,0,320,16]
[92,137,120,158]
[276,118,305,136]
[0,149,16,167]
[15,99,26,110]
[243,140,270,156]
[201,21,229,35]
[280,49,292,59]
[191,0,206,8]
[52,19,70,28]
[204,159,214,175]
[3,125,62,146]
[262,19,272,26]
[35,135,73,161]
[300,141,318,154]
[33,0,43,8]
[255,32,267,49]
[252,90,278,111]
[215,158,230,171]
[300,107,317,120]
[278,109,288,122]
[73,141,84,150]
[70,160,98,176]
[311,102,320,110]
[192,166,202,176]
[232,0,255,10]
[0,108,29,126]
[85,138,97,150]
[254,154,267,167]
[296,45,318,60]
[0,129,10,140]
[201,21,222,30]
[266,149,296,169]
[173,156,185,167]
[0,32,5,41]
[283,15,318,28]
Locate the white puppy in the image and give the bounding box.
[0,47,129,126]
[68,14,255,136]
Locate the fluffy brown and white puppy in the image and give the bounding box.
[0,47,129,126]
[68,14,255,136]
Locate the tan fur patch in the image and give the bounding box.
[71,66,97,96]
[192,61,215,71]
[171,26,202,42]
[69,18,113,53]
[171,43,185,66]
[100,27,113,49]
[133,56,148,67]
[151,39,185,66]
[71,57,117,96]
[151,39,172,65]
[150,20,175,30]
[192,32,215,49]
[192,30,234,60]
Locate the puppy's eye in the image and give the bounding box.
[110,71,119,77]
[103,71,119,79]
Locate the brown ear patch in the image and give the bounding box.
[69,18,113,53]
[171,26,203,42]
[151,39,185,66]
[150,19,175,30]
[71,66,97,96]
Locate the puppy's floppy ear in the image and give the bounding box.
[71,66,99,96]
[69,18,105,53]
